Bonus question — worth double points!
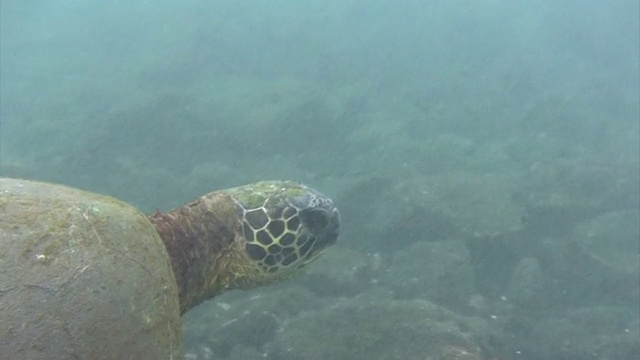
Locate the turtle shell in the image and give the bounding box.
[0,178,181,360]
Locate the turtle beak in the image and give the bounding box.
[318,207,340,247]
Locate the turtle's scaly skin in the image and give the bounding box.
[0,178,339,360]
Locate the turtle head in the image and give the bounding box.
[227,181,340,285]
[150,180,340,313]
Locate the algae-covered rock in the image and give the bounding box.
[301,247,376,297]
[336,172,518,255]
[518,161,639,237]
[397,173,524,238]
[380,240,476,308]
[182,285,324,359]
[506,257,546,309]
[534,209,640,309]
[506,306,640,360]
[265,297,503,360]
[572,209,639,276]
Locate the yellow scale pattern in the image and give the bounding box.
[240,201,316,272]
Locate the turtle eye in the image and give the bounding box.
[299,208,329,234]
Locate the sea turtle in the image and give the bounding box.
[0,178,340,359]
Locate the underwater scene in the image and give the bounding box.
[1,1,638,359]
